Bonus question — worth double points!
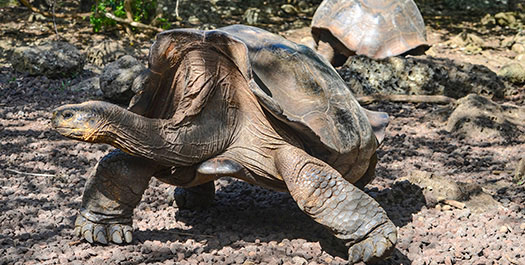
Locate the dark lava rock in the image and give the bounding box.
[11,42,85,78]
[338,55,507,99]
[100,55,146,103]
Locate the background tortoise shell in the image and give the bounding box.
[311,0,429,59]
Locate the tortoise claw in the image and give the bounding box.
[73,214,133,245]
[93,224,108,245]
[109,225,123,244]
[82,223,94,243]
[73,226,81,237]
[124,226,133,243]
[347,221,397,262]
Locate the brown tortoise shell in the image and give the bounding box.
[312,0,428,59]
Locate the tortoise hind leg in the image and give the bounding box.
[274,146,397,263]
[168,182,215,210]
[166,157,248,210]
[76,149,163,244]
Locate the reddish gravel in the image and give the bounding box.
[1,3,525,265]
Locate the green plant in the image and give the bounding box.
[60,80,70,91]
[89,0,157,32]
[155,17,171,30]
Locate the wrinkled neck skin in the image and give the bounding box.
[99,108,165,160]
[100,103,237,167]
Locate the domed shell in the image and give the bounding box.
[312,0,428,59]
[221,25,387,181]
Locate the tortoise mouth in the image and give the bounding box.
[53,125,104,142]
[53,125,86,138]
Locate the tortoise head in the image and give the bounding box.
[52,101,117,143]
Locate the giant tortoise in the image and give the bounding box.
[312,0,429,66]
[51,25,394,263]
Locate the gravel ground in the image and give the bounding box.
[1,2,525,265]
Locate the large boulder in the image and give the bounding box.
[446,94,525,141]
[338,55,507,99]
[11,42,85,78]
[99,55,146,103]
[398,170,501,213]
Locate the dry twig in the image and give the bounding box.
[123,0,136,40]
[51,0,60,39]
[165,230,216,238]
[357,94,457,105]
[104,12,163,32]
[6,168,55,177]
[68,240,83,246]
[440,199,466,209]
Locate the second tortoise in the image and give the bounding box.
[311,0,429,65]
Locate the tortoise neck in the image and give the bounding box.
[101,108,165,159]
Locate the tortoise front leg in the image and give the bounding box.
[76,149,163,244]
[275,146,397,263]
[314,30,351,67]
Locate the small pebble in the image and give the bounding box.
[292,256,307,265]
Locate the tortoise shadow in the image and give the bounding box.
[134,177,426,263]
[136,179,349,259]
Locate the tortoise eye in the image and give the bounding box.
[62,110,74,119]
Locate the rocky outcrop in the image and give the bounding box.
[99,55,146,103]
[11,42,85,78]
[338,55,507,100]
[446,94,525,141]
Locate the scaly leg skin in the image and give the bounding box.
[75,149,162,244]
[275,146,397,263]
[168,182,215,210]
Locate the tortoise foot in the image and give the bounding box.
[168,185,215,210]
[74,215,133,245]
[348,220,397,263]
